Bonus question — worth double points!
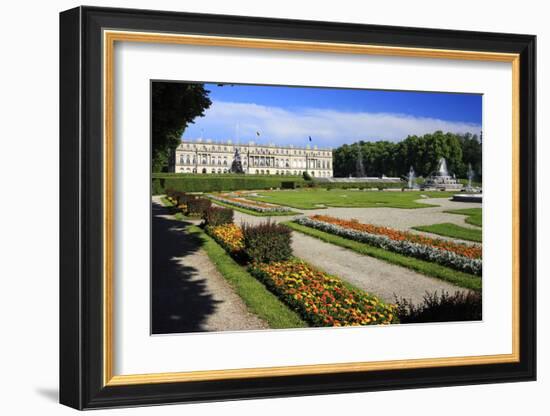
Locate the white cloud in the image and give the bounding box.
[187,100,481,147]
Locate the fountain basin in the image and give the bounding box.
[452,193,483,203]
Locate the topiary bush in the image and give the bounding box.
[394,291,482,324]
[203,206,234,227]
[242,221,293,263]
[186,198,212,216]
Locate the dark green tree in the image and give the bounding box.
[332,131,478,180]
[151,82,212,172]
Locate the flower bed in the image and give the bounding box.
[209,194,292,213]
[249,259,397,326]
[205,223,244,254]
[310,215,481,259]
[206,223,397,326]
[295,216,482,276]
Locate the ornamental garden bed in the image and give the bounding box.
[205,222,397,327]
[249,259,397,326]
[209,193,296,214]
[294,215,482,276]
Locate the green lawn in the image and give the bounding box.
[186,224,307,329]
[209,198,301,217]
[444,208,482,227]
[248,189,457,210]
[285,221,481,291]
[413,223,482,242]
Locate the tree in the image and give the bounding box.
[332,131,478,180]
[151,82,212,172]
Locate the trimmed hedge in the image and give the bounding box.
[153,174,305,193]
[186,198,212,216]
[203,206,234,227]
[152,178,164,195]
[152,174,405,194]
[242,221,292,264]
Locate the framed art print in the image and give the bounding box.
[59,6,536,409]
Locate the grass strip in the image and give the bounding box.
[187,225,307,329]
[412,223,482,243]
[444,208,482,227]
[210,198,301,217]
[160,196,175,207]
[285,221,481,292]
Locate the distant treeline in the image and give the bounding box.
[333,131,482,180]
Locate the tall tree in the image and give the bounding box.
[332,131,478,179]
[151,82,212,172]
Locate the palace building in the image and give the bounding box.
[174,139,334,177]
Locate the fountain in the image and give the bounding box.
[467,163,474,189]
[421,157,462,190]
[407,166,418,189]
[355,147,366,178]
[453,162,482,202]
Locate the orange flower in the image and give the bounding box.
[311,215,482,259]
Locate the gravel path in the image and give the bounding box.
[229,195,481,245]
[291,232,467,305]
[229,204,469,305]
[152,196,268,334]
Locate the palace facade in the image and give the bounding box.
[174,139,333,177]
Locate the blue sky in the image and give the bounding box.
[183,83,482,147]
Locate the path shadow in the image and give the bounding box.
[151,201,222,334]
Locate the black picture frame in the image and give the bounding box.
[60,5,536,410]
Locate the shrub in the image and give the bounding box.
[177,193,197,206]
[203,206,234,227]
[302,171,312,181]
[281,181,296,189]
[242,221,292,263]
[186,198,212,216]
[395,291,482,323]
